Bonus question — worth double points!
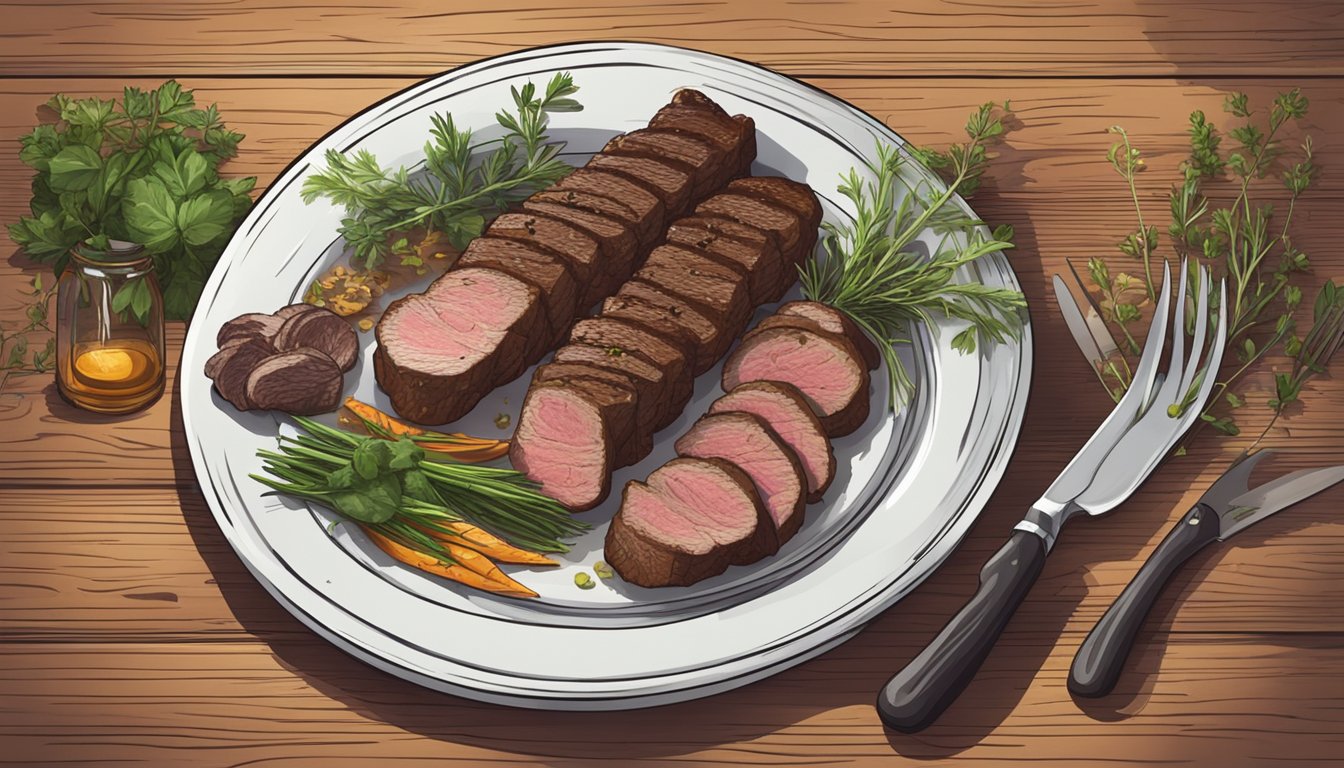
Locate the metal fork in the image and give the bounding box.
[877,260,1228,732]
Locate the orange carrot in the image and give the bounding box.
[342,397,509,461]
[363,526,537,598]
[412,521,558,567]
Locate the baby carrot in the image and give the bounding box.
[363,525,538,598]
[413,521,558,567]
[343,397,510,462]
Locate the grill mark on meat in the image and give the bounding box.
[726,177,823,236]
[665,219,786,305]
[602,128,726,198]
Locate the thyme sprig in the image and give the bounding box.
[1089,89,1320,436]
[802,102,1025,402]
[301,73,581,269]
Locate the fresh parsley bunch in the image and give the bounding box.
[8,81,256,319]
[301,72,582,269]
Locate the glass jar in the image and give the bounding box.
[56,240,166,414]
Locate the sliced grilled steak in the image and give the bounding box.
[273,307,359,372]
[668,213,795,299]
[374,268,541,424]
[726,177,823,238]
[509,377,635,511]
[568,317,691,415]
[599,294,704,374]
[611,281,730,369]
[520,202,638,291]
[485,213,603,307]
[696,193,803,258]
[722,324,871,437]
[710,381,835,502]
[554,169,665,245]
[217,312,283,348]
[665,217,786,305]
[675,411,808,543]
[602,128,725,198]
[527,189,645,243]
[244,348,344,415]
[456,237,580,353]
[552,344,668,435]
[605,457,776,587]
[649,104,755,178]
[584,154,693,217]
[531,363,650,466]
[778,300,881,370]
[210,338,276,409]
[634,245,751,335]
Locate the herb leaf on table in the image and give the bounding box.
[301,72,582,269]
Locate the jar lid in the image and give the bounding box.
[74,239,148,266]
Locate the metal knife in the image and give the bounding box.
[1069,450,1344,698]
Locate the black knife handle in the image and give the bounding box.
[1068,502,1221,698]
[877,530,1047,732]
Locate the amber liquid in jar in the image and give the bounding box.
[61,339,165,413]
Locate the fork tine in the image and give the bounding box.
[1129,261,1173,411]
[1177,264,1211,399]
[1148,259,1191,411]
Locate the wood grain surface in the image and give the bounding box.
[1,1,1342,766]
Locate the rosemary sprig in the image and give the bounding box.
[301,73,582,269]
[802,102,1025,402]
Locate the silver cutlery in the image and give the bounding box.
[1069,449,1344,697]
[877,260,1228,732]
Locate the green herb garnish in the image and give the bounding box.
[1088,89,1320,438]
[251,416,587,554]
[801,102,1025,402]
[301,72,582,269]
[8,81,256,320]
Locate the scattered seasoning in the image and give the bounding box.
[593,561,614,580]
[606,346,624,357]
[574,571,595,590]
[494,412,512,429]
[358,317,374,332]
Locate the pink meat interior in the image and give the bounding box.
[511,388,605,509]
[713,387,829,497]
[676,415,799,532]
[648,463,757,544]
[730,332,854,412]
[621,483,717,555]
[383,270,529,373]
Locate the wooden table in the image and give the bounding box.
[3,2,1342,765]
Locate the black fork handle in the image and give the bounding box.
[877,530,1048,732]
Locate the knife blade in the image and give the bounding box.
[1068,451,1344,698]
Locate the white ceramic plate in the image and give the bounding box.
[182,42,1032,709]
